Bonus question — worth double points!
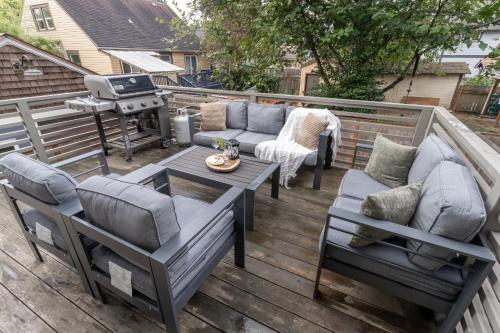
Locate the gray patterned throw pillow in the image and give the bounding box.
[365,135,417,188]
[348,182,423,247]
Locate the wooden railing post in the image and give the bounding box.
[16,100,49,163]
[411,106,434,146]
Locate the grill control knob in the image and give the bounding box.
[152,98,159,105]
[127,103,134,110]
[140,102,147,107]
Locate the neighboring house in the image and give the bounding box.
[440,26,500,76]
[0,33,93,100]
[300,61,470,109]
[20,0,209,78]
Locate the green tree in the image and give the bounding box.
[172,0,499,99]
[168,0,285,92]
[0,0,62,55]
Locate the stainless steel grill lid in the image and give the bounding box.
[84,74,159,100]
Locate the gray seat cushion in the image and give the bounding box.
[216,100,248,130]
[246,103,285,135]
[23,208,67,251]
[193,129,244,147]
[234,131,277,154]
[303,151,318,166]
[338,169,390,200]
[76,176,180,253]
[408,134,463,184]
[0,153,77,205]
[90,196,235,301]
[408,161,486,270]
[322,196,464,301]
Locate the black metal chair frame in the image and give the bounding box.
[314,206,495,333]
[0,150,110,296]
[67,165,245,333]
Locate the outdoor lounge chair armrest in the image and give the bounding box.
[71,215,152,270]
[355,143,374,151]
[328,207,496,263]
[151,186,244,266]
[51,150,110,175]
[318,129,333,156]
[118,164,168,186]
[320,128,333,138]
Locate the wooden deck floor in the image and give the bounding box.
[0,146,436,333]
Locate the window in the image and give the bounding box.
[184,55,197,74]
[31,5,55,31]
[66,51,81,66]
[121,61,140,73]
[160,53,172,63]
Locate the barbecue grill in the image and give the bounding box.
[66,74,172,161]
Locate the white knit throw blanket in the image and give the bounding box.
[255,107,341,187]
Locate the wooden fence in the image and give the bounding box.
[453,85,500,114]
[0,87,499,332]
[277,68,301,95]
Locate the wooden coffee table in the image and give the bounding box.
[157,145,280,230]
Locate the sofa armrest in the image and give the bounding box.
[187,113,201,141]
[351,143,373,168]
[317,129,332,159]
[51,150,110,176]
[328,207,496,263]
[118,164,170,194]
[355,143,373,151]
[151,186,244,266]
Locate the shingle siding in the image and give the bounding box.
[0,43,87,100]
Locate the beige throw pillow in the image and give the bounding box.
[200,103,227,131]
[365,135,417,188]
[348,182,423,247]
[296,113,329,150]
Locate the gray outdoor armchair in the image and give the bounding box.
[0,150,110,296]
[68,168,245,333]
[316,206,495,333]
[316,134,496,333]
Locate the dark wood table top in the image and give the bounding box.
[158,145,279,189]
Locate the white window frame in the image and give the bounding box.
[66,51,81,66]
[184,55,198,74]
[31,5,55,31]
[120,61,141,74]
[160,53,172,63]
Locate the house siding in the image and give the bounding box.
[381,74,460,109]
[20,0,113,74]
[0,43,86,100]
[300,64,461,109]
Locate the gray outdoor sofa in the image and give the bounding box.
[315,134,496,333]
[189,100,334,189]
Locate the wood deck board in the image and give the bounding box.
[0,146,436,332]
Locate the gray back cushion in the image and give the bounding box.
[216,100,248,130]
[408,134,463,184]
[285,106,295,121]
[76,176,180,252]
[0,152,77,205]
[408,161,486,270]
[247,103,286,135]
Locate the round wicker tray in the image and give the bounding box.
[205,155,240,173]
